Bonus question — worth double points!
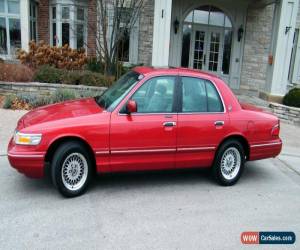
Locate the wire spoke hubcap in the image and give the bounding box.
[61,153,88,191]
[220,147,241,180]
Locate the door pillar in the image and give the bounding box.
[267,0,299,96]
[152,0,172,67]
[20,0,30,51]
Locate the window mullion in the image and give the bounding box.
[5,15,10,55]
[57,4,62,46]
[69,4,75,49]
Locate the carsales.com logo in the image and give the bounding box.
[241,231,296,244]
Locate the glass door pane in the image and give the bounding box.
[193,30,206,70]
[208,31,221,72]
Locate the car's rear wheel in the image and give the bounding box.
[51,141,92,197]
[212,139,245,186]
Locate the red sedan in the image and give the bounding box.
[7,67,282,197]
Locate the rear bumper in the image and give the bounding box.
[249,139,282,161]
[7,139,45,178]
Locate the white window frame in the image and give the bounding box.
[0,0,21,57]
[49,0,87,50]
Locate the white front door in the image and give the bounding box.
[190,26,225,78]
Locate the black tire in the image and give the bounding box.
[51,141,93,197]
[212,139,245,186]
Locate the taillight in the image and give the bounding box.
[271,121,280,137]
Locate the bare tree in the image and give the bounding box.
[91,0,144,76]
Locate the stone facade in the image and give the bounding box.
[0,81,106,97]
[137,0,154,65]
[269,102,300,126]
[240,4,275,92]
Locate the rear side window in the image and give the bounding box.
[206,80,223,112]
[181,77,224,113]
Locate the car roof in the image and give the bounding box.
[133,66,219,79]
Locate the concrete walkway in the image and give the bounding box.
[0,109,27,155]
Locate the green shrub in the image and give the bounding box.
[77,90,104,98]
[33,65,63,83]
[3,95,15,109]
[86,57,104,73]
[61,70,82,85]
[31,96,53,108]
[33,65,113,87]
[16,93,38,104]
[51,89,77,103]
[80,71,114,87]
[283,88,300,108]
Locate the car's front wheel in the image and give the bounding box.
[212,139,245,186]
[51,141,92,197]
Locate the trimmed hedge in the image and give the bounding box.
[33,65,114,87]
[283,88,300,108]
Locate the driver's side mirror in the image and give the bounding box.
[126,100,137,114]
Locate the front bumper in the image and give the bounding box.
[7,138,45,178]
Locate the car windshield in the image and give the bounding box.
[95,71,141,111]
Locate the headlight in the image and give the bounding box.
[14,131,42,145]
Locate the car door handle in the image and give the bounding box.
[163,121,176,127]
[214,121,224,126]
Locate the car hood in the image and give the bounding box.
[18,98,104,129]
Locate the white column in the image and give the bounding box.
[20,0,30,51]
[152,0,172,67]
[269,0,299,96]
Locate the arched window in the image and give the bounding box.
[181,5,233,75]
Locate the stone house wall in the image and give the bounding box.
[240,4,275,92]
[138,0,154,65]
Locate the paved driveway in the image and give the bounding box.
[0,109,299,249]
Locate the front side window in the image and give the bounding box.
[131,76,176,113]
[181,77,223,113]
[95,71,141,111]
[50,3,87,49]
[0,0,20,56]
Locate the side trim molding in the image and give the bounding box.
[111,148,176,154]
[7,153,45,158]
[250,142,282,148]
[96,146,216,155]
[177,147,215,152]
[95,151,110,155]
